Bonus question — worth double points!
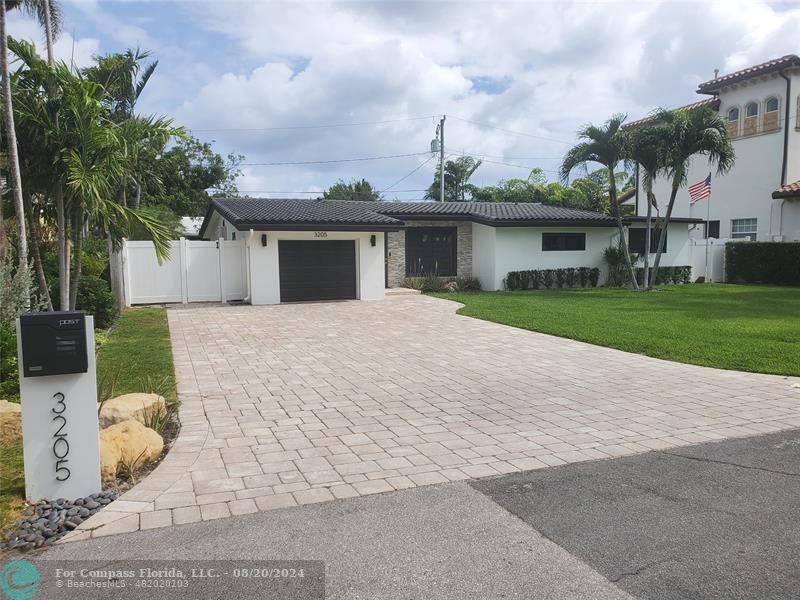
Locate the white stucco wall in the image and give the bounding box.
[471,223,496,290]
[627,222,693,270]
[489,227,618,290]
[245,230,385,305]
[639,71,800,241]
[477,223,694,290]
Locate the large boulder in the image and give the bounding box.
[99,393,166,429]
[0,400,22,444]
[99,420,164,481]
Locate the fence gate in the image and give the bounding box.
[689,238,730,282]
[122,238,247,306]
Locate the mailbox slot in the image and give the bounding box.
[19,311,88,377]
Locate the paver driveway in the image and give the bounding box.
[69,295,800,540]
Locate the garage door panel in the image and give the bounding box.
[279,241,357,302]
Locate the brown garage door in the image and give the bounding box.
[278,240,357,302]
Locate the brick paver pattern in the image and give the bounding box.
[69,295,800,540]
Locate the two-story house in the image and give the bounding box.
[628,54,800,242]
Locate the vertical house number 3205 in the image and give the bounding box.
[51,392,71,481]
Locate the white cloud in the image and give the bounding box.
[7,16,99,68]
[13,0,800,197]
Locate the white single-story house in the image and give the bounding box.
[197,198,701,305]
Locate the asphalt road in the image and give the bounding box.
[23,429,800,599]
[473,428,800,600]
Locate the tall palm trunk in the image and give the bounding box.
[43,0,68,310]
[608,181,639,290]
[0,0,29,279]
[649,180,680,286]
[42,0,55,65]
[56,184,69,309]
[643,187,652,289]
[68,207,82,310]
[24,193,53,310]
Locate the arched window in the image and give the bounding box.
[745,102,759,117]
[765,97,779,112]
[727,107,740,121]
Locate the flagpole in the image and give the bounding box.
[704,173,712,282]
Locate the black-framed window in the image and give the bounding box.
[629,228,667,253]
[405,227,457,276]
[705,220,720,239]
[542,232,586,251]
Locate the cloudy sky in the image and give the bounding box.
[8,0,800,200]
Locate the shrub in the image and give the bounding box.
[603,245,637,287]
[76,275,118,329]
[630,266,692,286]
[726,242,800,286]
[452,277,482,292]
[578,267,590,288]
[402,276,448,293]
[0,323,20,401]
[505,267,601,290]
[588,267,600,288]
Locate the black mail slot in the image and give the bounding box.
[19,311,88,377]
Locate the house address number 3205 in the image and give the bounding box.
[51,391,71,481]
[314,231,328,238]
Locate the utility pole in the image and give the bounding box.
[439,115,446,202]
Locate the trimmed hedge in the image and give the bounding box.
[629,266,692,286]
[726,242,800,286]
[505,267,600,290]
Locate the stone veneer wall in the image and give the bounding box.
[386,221,472,287]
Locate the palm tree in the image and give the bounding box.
[84,48,158,208]
[626,125,668,289]
[11,38,175,310]
[648,107,735,286]
[0,0,60,289]
[561,114,639,289]
[426,156,482,202]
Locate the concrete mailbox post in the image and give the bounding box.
[16,311,101,501]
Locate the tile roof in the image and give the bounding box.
[371,201,617,224]
[200,198,618,236]
[772,180,800,199]
[206,198,404,232]
[623,98,721,130]
[697,54,800,94]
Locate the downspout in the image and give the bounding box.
[776,69,791,238]
[778,69,791,186]
[243,229,254,304]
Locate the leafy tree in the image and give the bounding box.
[426,156,482,202]
[646,107,734,286]
[11,38,176,310]
[323,178,381,201]
[139,136,242,217]
[0,0,62,288]
[83,48,157,121]
[626,125,666,288]
[561,114,639,289]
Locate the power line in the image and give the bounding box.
[189,115,437,133]
[381,155,438,194]
[450,115,572,145]
[240,152,431,167]
[208,189,428,195]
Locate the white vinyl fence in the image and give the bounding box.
[689,238,731,282]
[121,238,248,306]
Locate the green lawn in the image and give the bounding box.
[0,439,25,531]
[1,307,176,534]
[434,284,800,376]
[97,307,177,403]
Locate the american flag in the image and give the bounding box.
[688,174,712,203]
